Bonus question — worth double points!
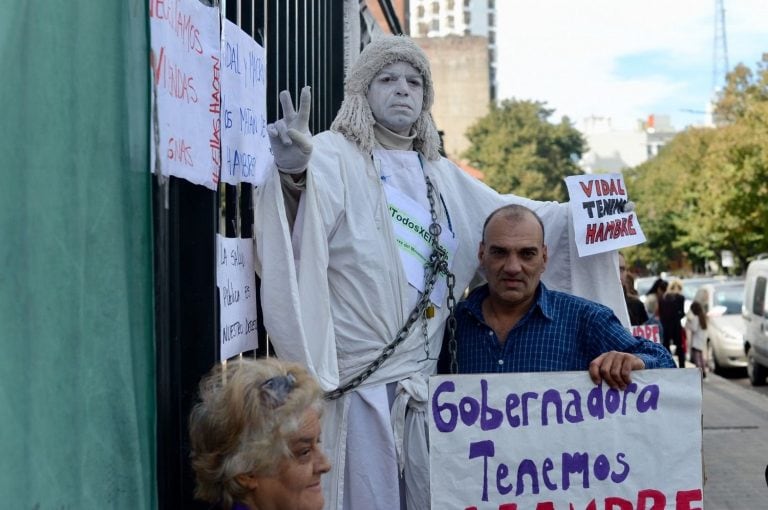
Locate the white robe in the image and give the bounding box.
[254,131,628,509]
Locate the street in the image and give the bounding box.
[729,373,768,397]
[701,370,768,509]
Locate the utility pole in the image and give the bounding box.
[713,0,729,92]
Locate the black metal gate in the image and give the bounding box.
[153,2,345,508]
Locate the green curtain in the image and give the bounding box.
[0,1,156,508]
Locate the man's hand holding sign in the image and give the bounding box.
[588,351,646,391]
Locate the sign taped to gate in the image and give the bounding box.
[217,235,258,359]
[149,0,220,189]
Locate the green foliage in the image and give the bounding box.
[627,54,768,273]
[462,99,586,201]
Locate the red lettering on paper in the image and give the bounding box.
[604,496,633,509]
[675,489,703,510]
[585,215,638,245]
[167,137,193,167]
[579,178,626,198]
[637,488,666,510]
[210,55,222,181]
[150,0,204,54]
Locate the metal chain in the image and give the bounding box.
[324,176,457,400]
[446,272,458,374]
[425,177,459,374]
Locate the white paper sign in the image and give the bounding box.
[216,235,259,360]
[429,370,703,509]
[221,20,270,185]
[150,0,221,190]
[384,183,458,306]
[565,174,646,257]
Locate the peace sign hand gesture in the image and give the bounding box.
[267,86,313,174]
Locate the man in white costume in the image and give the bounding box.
[255,35,629,510]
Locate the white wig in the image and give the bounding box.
[330,35,442,160]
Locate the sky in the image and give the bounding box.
[495,0,768,131]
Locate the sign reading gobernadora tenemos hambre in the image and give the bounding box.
[564,173,646,257]
[429,369,703,510]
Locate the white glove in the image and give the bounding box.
[623,201,636,213]
[267,86,313,174]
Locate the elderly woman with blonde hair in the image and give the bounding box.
[188,358,330,510]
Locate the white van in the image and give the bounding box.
[743,258,768,386]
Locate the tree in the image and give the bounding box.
[626,54,768,273]
[714,53,768,124]
[462,99,586,202]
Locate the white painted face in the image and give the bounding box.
[366,61,424,136]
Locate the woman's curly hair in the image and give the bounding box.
[188,358,323,509]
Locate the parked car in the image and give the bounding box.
[692,280,747,375]
[743,259,768,386]
[682,276,724,312]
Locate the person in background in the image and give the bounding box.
[686,301,708,377]
[644,292,664,342]
[188,358,330,510]
[619,252,649,326]
[439,204,675,386]
[659,279,686,367]
[646,277,669,306]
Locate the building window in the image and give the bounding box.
[431,18,440,32]
[447,15,454,29]
[417,5,425,17]
[432,1,439,14]
[417,22,430,36]
[488,0,495,9]
[447,0,455,10]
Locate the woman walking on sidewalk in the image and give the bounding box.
[686,301,708,377]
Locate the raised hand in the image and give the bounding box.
[267,86,313,174]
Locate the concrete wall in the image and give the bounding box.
[416,35,490,160]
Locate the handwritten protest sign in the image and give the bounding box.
[565,174,646,257]
[429,369,702,509]
[150,0,220,190]
[632,323,661,343]
[216,235,258,360]
[221,19,270,185]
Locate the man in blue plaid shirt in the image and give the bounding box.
[438,204,675,388]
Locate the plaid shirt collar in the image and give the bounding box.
[463,281,555,325]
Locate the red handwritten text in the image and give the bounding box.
[579,178,626,198]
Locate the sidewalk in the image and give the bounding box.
[701,371,768,509]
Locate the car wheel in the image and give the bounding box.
[747,350,768,386]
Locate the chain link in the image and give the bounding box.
[324,175,457,400]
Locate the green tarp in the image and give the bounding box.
[1,1,156,508]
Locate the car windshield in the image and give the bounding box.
[712,283,744,315]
